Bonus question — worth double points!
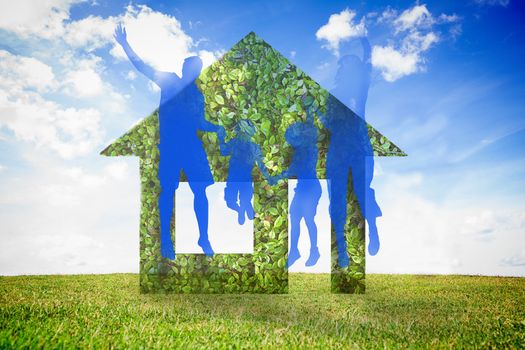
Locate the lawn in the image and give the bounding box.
[1,273,524,349]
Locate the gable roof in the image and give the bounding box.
[101,32,405,160]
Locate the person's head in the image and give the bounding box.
[235,119,256,139]
[300,95,315,111]
[182,56,203,81]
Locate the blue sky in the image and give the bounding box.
[0,0,524,275]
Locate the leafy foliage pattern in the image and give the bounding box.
[101,32,405,293]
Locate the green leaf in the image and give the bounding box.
[215,95,225,105]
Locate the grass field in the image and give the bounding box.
[1,274,524,349]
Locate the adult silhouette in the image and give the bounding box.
[114,24,224,259]
[323,36,382,268]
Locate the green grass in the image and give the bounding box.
[1,274,524,349]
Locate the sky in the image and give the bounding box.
[0,0,524,276]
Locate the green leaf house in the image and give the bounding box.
[101,32,405,294]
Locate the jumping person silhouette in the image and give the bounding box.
[273,101,321,268]
[219,119,272,225]
[114,24,224,259]
[323,36,382,268]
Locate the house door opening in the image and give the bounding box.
[287,179,331,273]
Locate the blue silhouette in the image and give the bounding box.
[323,36,382,268]
[274,104,321,268]
[219,119,272,225]
[114,24,224,259]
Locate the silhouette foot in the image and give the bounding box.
[338,252,350,268]
[198,238,215,257]
[368,236,380,256]
[287,248,301,268]
[246,204,255,221]
[237,209,246,225]
[305,247,320,267]
[161,242,175,260]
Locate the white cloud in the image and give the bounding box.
[403,31,439,52]
[126,70,137,80]
[0,50,56,93]
[394,4,433,32]
[0,50,103,159]
[0,164,5,172]
[438,13,460,23]
[63,14,118,51]
[316,8,367,56]
[370,4,456,82]
[59,55,126,112]
[0,0,84,39]
[372,46,419,82]
[64,66,104,98]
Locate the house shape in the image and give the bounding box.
[101,32,405,294]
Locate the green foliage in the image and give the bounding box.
[1,274,524,348]
[100,32,405,294]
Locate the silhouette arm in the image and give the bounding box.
[361,37,372,69]
[199,116,222,133]
[219,138,232,156]
[114,24,172,85]
[254,146,272,181]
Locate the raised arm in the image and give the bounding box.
[361,37,371,67]
[114,24,169,84]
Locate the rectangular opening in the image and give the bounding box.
[175,182,254,254]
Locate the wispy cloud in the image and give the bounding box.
[371,4,459,82]
[315,8,367,56]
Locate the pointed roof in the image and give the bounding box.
[101,32,405,159]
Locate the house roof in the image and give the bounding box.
[101,32,405,160]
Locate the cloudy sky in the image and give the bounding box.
[0,0,524,276]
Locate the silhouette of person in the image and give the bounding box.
[219,119,272,225]
[114,24,224,259]
[322,36,382,268]
[273,102,321,268]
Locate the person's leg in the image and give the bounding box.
[158,155,178,260]
[328,172,350,268]
[239,182,254,223]
[189,181,214,256]
[304,216,320,267]
[224,182,241,220]
[351,156,381,256]
[304,181,321,267]
[287,191,302,268]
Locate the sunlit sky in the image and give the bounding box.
[0,0,524,276]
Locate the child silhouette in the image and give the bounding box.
[219,119,272,225]
[274,102,321,268]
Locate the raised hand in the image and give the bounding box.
[114,24,127,46]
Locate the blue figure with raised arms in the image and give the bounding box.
[323,36,382,267]
[114,24,224,259]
